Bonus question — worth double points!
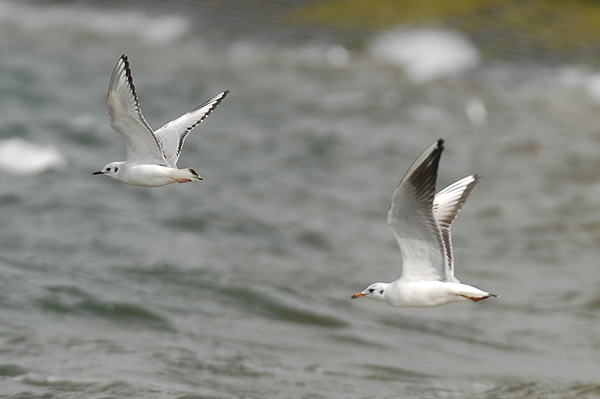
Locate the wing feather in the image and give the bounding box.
[433,174,480,279]
[387,139,449,283]
[154,90,229,167]
[107,55,166,166]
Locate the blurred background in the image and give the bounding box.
[2,0,600,398]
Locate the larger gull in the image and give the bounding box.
[352,139,497,307]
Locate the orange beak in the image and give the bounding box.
[351,292,365,299]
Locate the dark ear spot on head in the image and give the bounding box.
[114,167,118,172]
[380,290,384,294]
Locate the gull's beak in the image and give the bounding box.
[92,170,104,175]
[351,292,365,299]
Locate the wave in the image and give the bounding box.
[483,380,600,398]
[0,1,190,45]
[38,284,174,330]
[221,283,347,328]
[0,138,66,176]
[369,28,480,83]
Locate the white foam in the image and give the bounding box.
[0,1,190,45]
[0,138,66,176]
[465,97,488,125]
[369,28,480,83]
[228,41,350,69]
[327,45,350,68]
[558,66,600,103]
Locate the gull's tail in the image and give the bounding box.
[187,168,203,181]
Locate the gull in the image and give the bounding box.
[93,54,229,186]
[351,139,497,307]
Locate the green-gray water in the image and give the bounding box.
[1,1,600,398]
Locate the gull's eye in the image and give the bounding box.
[369,288,375,293]
[107,167,111,172]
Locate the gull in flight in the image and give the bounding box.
[352,139,497,307]
[93,54,229,186]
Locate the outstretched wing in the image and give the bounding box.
[107,55,166,166]
[154,90,229,167]
[387,139,450,283]
[432,174,480,282]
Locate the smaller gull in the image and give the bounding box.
[352,139,497,307]
[93,54,229,186]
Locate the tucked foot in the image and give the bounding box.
[459,293,498,302]
[171,168,204,183]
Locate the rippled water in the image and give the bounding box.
[2,1,600,398]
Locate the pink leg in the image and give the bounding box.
[172,178,192,183]
[459,294,489,302]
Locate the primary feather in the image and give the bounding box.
[107,55,166,166]
[154,90,229,168]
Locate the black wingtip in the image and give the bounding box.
[407,139,445,205]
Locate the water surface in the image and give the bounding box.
[1,2,600,398]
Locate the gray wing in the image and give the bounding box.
[432,174,480,283]
[387,139,450,283]
[154,90,229,168]
[107,55,166,166]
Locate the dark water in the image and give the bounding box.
[1,1,600,398]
